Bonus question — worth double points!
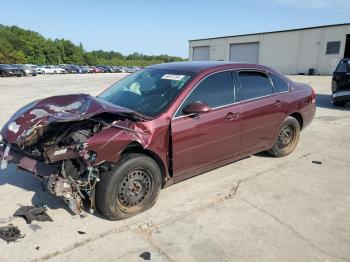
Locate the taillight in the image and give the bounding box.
[311,87,316,104]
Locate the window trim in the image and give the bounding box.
[172,69,237,120]
[172,68,290,120]
[268,72,290,94]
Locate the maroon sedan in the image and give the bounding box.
[0,61,316,220]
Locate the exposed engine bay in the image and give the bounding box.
[0,94,153,216]
[3,114,146,216]
[18,117,113,215]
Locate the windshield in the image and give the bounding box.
[98,68,194,117]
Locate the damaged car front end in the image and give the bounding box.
[0,93,152,216]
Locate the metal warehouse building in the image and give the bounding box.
[189,23,350,75]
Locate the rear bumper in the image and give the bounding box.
[0,143,58,178]
[332,91,350,102]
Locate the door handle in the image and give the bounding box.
[225,112,239,120]
[274,100,283,107]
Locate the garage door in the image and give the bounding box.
[229,42,259,63]
[192,46,210,61]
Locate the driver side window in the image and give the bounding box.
[175,71,235,117]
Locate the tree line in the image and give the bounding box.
[0,25,185,66]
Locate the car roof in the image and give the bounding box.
[147,61,269,73]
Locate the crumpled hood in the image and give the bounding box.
[1,93,134,145]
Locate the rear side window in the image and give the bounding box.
[336,61,349,73]
[176,71,234,117]
[237,71,273,101]
[270,74,289,93]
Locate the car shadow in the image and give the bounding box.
[254,151,272,158]
[0,164,72,213]
[316,94,350,110]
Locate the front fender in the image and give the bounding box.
[85,127,150,165]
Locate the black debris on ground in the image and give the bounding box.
[35,246,40,250]
[312,160,322,165]
[0,224,25,243]
[77,230,86,235]
[139,251,151,261]
[13,206,53,224]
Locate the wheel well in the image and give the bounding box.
[290,112,303,130]
[121,142,167,184]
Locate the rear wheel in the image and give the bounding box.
[96,153,162,220]
[267,116,300,157]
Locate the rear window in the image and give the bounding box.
[326,41,341,55]
[270,74,289,93]
[336,61,350,73]
[237,71,273,101]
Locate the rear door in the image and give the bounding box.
[332,60,350,92]
[171,71,241,181]
[235,70,286,156]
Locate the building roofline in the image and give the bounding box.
[189,23,350,42]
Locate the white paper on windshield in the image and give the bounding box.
[161,74,185,81]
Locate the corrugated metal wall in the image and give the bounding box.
[189,24,350,75]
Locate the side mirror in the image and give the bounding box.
[182,101,211,115]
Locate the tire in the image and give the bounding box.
[96,153,162,220]
[333,101,346,107]
[267,116,300,157]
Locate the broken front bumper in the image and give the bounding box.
[0,142,87,216]
[0,143,58,177]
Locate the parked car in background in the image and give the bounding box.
[114,66,126,73]
[85,66,94,73]
[0,61,316,220]
[332,58,350,107]
[80,66,92,74]
[61,65,78,74]
[125,66,140,73]
[99,66,113,73]
[34,66,44,74]
[69,65,83,74]
[13,64,37,76]
[41,66,66,74]
[89,66,102,73]
[0,64,22,77]
[96,66,106,73]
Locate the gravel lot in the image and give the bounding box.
[0,73,349,262]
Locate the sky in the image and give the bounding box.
[0,0,349,58]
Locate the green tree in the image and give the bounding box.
[0,24,186,65]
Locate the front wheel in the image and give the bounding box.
[96,153,162,220]
[267,116,300,157]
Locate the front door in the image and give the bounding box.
[171,71,241,182]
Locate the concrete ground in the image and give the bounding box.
[0,73,349,262]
